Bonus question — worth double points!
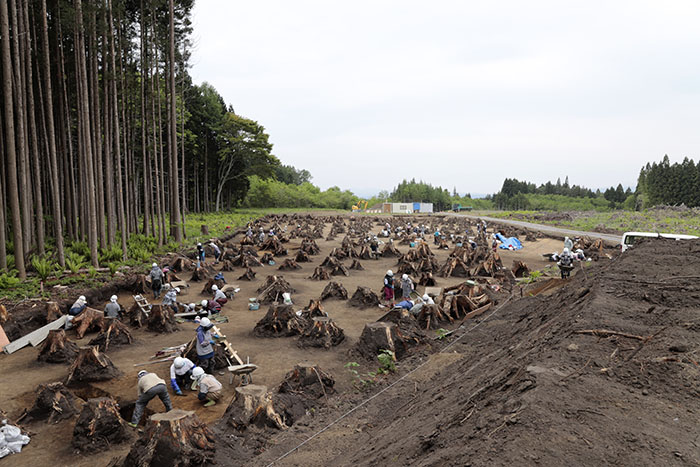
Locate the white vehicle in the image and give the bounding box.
[621,231,698,252]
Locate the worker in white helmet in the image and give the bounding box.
[383,270,395,301]
[195,317,218,372]
[401,274,414,299]
[162,287,181,313]
[169,356,197,396]
[65,295,87,330]
[149,263,164,299]
[128,370,172,427]
[104,295,122,319]
[191,367,223,407]
[211,284,227,306]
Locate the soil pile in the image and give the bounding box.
[254,238,700,466]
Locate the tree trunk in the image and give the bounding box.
[72,397,129,452]
[0,0,26,278]
[65,346,122,385]
[168,0,182,242]
[39,0,64,266]
[37,329,79,363]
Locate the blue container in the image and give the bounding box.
[410,242,416,248]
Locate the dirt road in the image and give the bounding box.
[454,213,622,245]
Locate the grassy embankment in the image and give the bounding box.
[484,208,700,236]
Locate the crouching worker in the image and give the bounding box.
[65,295,87,330]
[169,356,196,396]
[129,370,173,427]
[201,299,221,315]
[104,295,123,319]
[211,284,227,306]
[191,367,222,407]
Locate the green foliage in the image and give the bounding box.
[67,240,90,259]
[243,176,357,210]
[527,270,543,283]
[99,245,123,264]
[31,255,58,281]
[637,155,700,207]
[390,179,453,211]
[0,272,21,289]
[107,262,119,276]
[88,266,98,279]
[345,362,374,390]
[436,328,450,340]
[376,349,396,374]
[66,252,87,274]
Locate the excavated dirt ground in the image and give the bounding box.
[252,237,700,467]
[0,214,622,466]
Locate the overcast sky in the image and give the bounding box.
[190,1,700,198]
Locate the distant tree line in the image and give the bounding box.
[636,155,700,207]
[389,180,453,211]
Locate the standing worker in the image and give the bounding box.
[210,242,221,264]
[401,274,414,299]
[196,243,205,266]
[104,295,122,319]
[128,370,173,427]
[564,236,574,251]
[383,270,395,301]
[169,356,196,396]
[195,317,218,372]
[191,367,223,407]
[149,263,164,299]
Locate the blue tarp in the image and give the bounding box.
[495,233,523,250]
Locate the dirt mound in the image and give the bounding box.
[255,238,700,466]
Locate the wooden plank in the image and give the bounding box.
[4,315,67,354]
[424,287,442,297]
[464,303,492,320]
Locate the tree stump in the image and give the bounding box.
[65,346,122,385]
[201,224,209,236]
[89,318,134,351]
[132,274,149,294]
[300,238,320,255]
[298,317,345,349]
[72,397,129,452]
[261,252,274,264]
[223,385,286,431]
[418,272,437,287]
[256,275,294,304]
[320,281,348,301]
[278,259,301,271]
[279,364,335,399]
[397,262,418,276]
[349,259,364,270]
[46,301,62,322]
[349,286,381,309]
[26,382,82,424]
[511,260,530,278]
[169,255,194,272]
[309,266,330,281]
[253,305,308,337]
[381,243,401,257]
[221,259,235,272]
[37,329,79,363]
[190,266,210,282]
[330,264,349,276]
[126,302,148,328]
[238,267,256,281]
[201,277,225,294]
[300,299,327,319]
[71,307,106,339]
[356,322,415,360]
[146,305,178,333]
[416,304,453,330]
[119,409,215,467]
[358,245,376,260]
[294,250,310,263]
[320,256,340,268]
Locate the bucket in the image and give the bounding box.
[456,242,463,247]
[268,260,275,266]
[409,242,416,248]
[248,303,260,311]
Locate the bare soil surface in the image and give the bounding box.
[253,237,700,467]
[0,214,624,466]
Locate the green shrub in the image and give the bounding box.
[31,255,58,280]
[0,272,21,289]
[107,262,119,276]
[376,349,396,374]
[66,252,87,274]
[68,240,90,258]
[99,245,123,264]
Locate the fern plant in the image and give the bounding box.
[66,252,87,274]
[31,255,57,281]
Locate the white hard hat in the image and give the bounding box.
[152,263,158,267]
[200,317,211,327]
[191,367,205,380]
[197,242,202,246]
[423,294,430,301]
[173,357,185,369]
[387,270,393,276]
[79,295,86,302]
[110,295,118,303]
[137,370,147,379]
[563,248,570,254]
[211,284,218,291]
[175,287,180,293]
[402,274,409,280]
[201,300,208,307]
[189,303,195,308]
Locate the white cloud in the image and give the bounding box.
[190,0,700,196]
